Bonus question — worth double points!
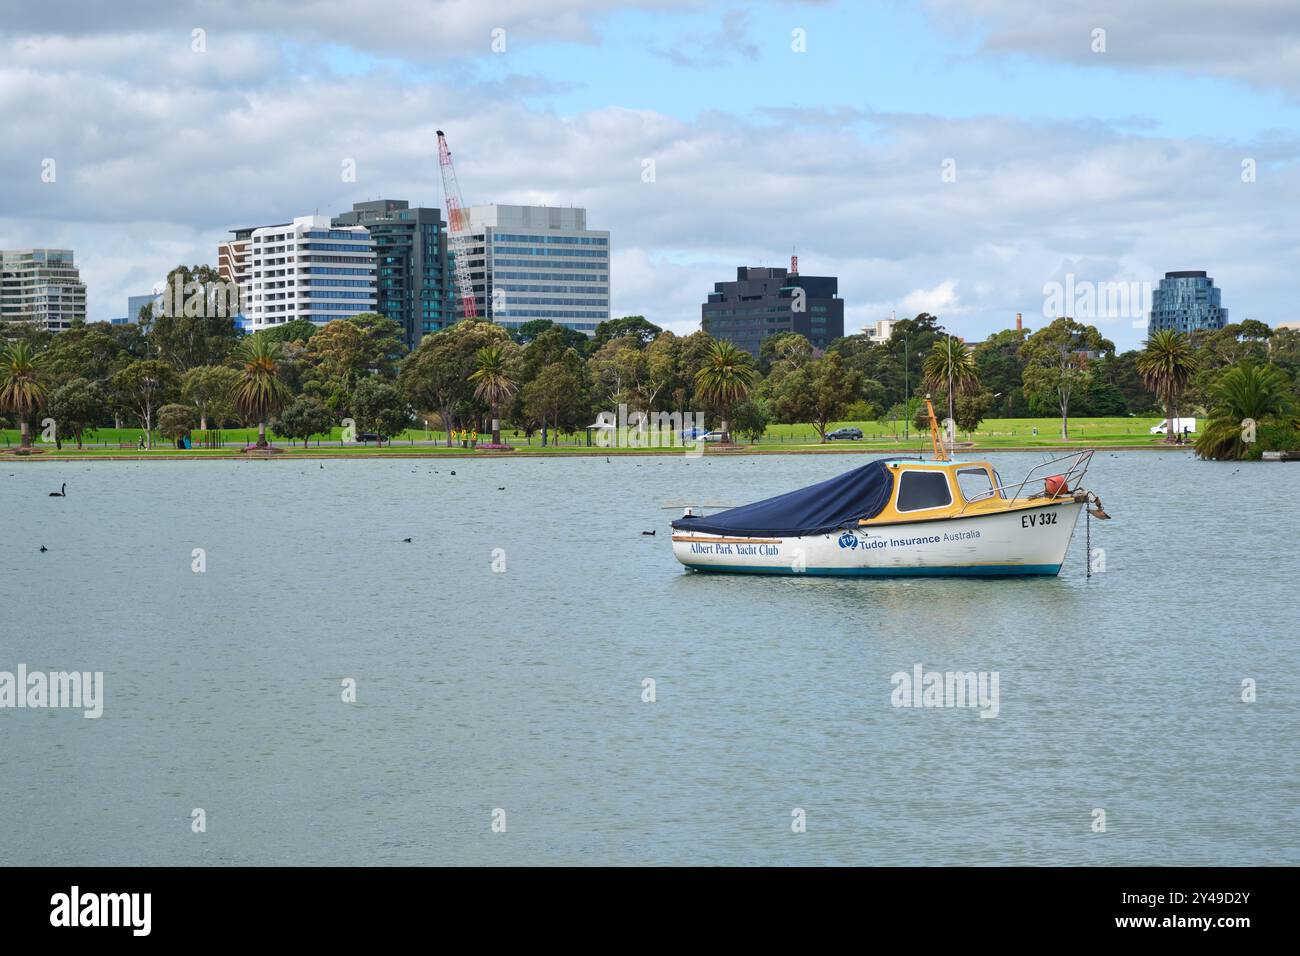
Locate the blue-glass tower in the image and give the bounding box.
[1149,271,1228,336]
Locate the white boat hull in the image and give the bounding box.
[672,501,1084,577]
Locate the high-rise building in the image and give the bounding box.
[242,215,376,333]
[332,200,451,348]
[218,228,253,305]
[866,315,897,343]
[456,204,609,335]
[0,249,87,331]
[127,293,161,324]
[701,265,844,356]
[1149,271,1228,335]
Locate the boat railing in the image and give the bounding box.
[958,449,1095,514]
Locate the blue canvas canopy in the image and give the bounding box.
[672,459,895,537]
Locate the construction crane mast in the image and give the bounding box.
[435,130,478,319]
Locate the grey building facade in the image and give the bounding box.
[1149,271,1228,336]
[332,200,452,348]
[457,204,610,336]
[701,266,844,356]
[1,248,87,331]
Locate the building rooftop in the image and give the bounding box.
[464,204,594,231]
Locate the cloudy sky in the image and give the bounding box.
[3,0,1298,349]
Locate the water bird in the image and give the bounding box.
[48,483,66,497]
[39,545,48,552]
[450,470,456,476]
[402,537,412,543]
[497,486,505,491]
[642,530,656,536]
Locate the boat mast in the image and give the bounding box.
[924,396,949,461]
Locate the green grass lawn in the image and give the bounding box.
[734,416,1165,443]
[1,425,467,448]
[1,416,1179,457]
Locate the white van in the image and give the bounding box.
[1150,417,1197,435]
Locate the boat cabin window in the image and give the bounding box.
[956,467,996,502]
[895,470,953,512]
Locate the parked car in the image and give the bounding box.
[827,427,864,440]
[357,432,383,442]
[679,426,710,441]
[701,431,727,442]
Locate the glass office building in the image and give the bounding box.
[333,200,452,349]
[456,205,609,336]
[1148,271,1228,335]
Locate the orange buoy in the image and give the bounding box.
[1044,474,1067,497]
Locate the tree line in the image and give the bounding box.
[2,265,1298,460]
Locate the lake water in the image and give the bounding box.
[2,451,1296,866]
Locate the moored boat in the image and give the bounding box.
[671,406,1109,578]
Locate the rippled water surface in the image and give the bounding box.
[2,451,1296,865]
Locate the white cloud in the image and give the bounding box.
[900,279,961,317]
[926,0,1300,98]
[0,0,708,58]
[650,8,760,68]
[2,9,1298,348]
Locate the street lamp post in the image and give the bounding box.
[903,338,910,442]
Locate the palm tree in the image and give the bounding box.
[1195,362,1294,460]
[468,345,517,446]
[1136,329,1198,443]
[694,339,757,443]
[922,336,979,444]
[229,334,292,447]
[0,341,48,449]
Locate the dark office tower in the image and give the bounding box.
[332,200,452,348]
[701,265,844,356]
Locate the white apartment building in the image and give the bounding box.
[866,316,896,344]
[243,215,376,332]
[0,249,87,331]
[457,204,609,335]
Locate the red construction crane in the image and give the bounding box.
[435,129,478,319]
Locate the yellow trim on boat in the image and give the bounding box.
[860,459,1075,527]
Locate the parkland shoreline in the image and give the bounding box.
[4,443,1196,462]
